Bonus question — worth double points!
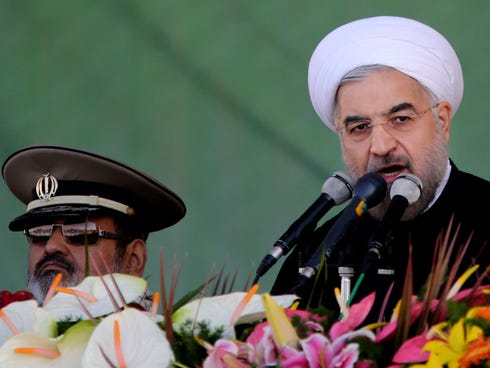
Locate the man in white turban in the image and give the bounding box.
[271,16,490,322]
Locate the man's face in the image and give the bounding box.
[26,216,124,304]
[335,69,452,220]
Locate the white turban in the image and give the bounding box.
[308,16,464,131]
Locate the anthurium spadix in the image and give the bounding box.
[0,320,95,368]
[172,292,297,338]
[0,300,56,345]
[44,274,147,321]
[81,307,174,368]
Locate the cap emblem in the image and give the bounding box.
[36,173,59,201]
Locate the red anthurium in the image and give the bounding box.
[0,291,34,308]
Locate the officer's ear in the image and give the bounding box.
[123,239,147,277]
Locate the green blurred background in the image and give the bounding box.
[1,1,489,298]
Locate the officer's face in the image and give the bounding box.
[26,216,123,304]
[334,68,452,220]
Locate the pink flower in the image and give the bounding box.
[302,333,359,368]
[246,323,279,365]
[329,293,375,340]
[375,298,427,342]
[246,322,310,366]
[391,334,431,364]
[437,285,490,319]
[301,329,375,368]
[452,285,490,304]
[245,307,328,365]
[203,339,248,368]
[277,345,309,367]
[242,293,377,367]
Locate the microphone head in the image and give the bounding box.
[390,173,423,205]
[353,172,387,208]
[321,171,355,205]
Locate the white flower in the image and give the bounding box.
[44,274,148,321]
[82,307,174,368]
[172,292,297,337]
[0,320,95,368]
[0,300,56,345]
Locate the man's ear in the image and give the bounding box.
[123,239,147,277]
[437,101,452,141]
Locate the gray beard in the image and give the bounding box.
[343,129,449,221]
[27,255,123,305]
[27,272,84,305]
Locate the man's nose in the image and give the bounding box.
[44,227,69,255]
[369,125,398,156]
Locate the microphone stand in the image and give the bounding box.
[338,266,354,303]
[288,172,387,296]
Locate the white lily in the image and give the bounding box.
[0,300,56,345]
[172,292,297,338]
[82,307,174,368]
[44,274,147,321]
[0,320,95,368]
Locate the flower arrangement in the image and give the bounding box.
[0,268,489,367]
[0,271,299,367]
[0,227,489,367]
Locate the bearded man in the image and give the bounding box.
[271,16,490,319]
[3,145,186,308]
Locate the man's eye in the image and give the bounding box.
[30,229,50,236]
[392,115,412,124]
[349,122,371,134]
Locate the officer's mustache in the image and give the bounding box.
[34,253,76,277]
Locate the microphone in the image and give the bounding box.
[360,173,423,274]
[290,172,387,289]
[253,171,354,281]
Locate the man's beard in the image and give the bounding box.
[27,253,123,305]
[342,126,449,221]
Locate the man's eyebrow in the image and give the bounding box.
[386,102,416,114]
[341,102,417,125]
[344,115,368,125]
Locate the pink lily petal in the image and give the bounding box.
[376,300,427,342]
[328,342,360,368]
[452,285,490,303]
[435,285,490,319]
[203,339,248,368]
[392,334,431,364]
[301,333,332,367]
[246,324,278,365]
[279,345,309,367]
[330,293,375,340]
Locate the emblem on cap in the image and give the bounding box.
[36,173,58,201]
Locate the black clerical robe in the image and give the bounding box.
[271,161,490,321]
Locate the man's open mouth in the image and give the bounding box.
[376,164,408,180]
